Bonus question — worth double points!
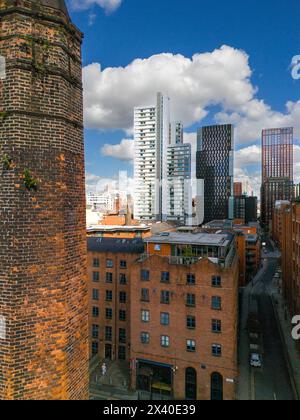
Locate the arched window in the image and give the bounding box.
[211,372,223,401]
[185,367,197,400]
[0,55,6,80]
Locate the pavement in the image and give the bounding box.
[238,243,295,400]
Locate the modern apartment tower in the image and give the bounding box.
[196,124,234,224]
[134,93,170,221]
[167,124,192,224]
[0,0,88,399]
[134,94,192,224]
[261,128,294,230]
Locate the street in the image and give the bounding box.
[239,240,295,400]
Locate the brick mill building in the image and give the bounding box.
[87,237,144,362]
[0,1,88,399]
[130,232,239,400]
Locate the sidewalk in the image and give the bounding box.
[269,280,300,400]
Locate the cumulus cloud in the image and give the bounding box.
[70,0,122,13]
[101,138,134,162]
[83,45,300,144]
[83,46,255,133]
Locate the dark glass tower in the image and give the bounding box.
[196,124,234,223]
[261,127,293,230]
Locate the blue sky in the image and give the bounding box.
[67,0,300,194]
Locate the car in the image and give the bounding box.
[250,353,262,368]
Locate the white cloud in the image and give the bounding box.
[70,0,122,13]
[101,138,134,161]
[83,45,300,144]
[83,46,255,134]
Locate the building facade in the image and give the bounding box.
[0,0,88,399]
[134,93,170,222]
[87,237,145,362]
[229,195,258,224]
[261,128,294,231]
[196,124,234,223]
[130,232,239,400]
[134,94,192,225]
[167,141,192,225]
[234,182,243,197]
[275,201,300,317]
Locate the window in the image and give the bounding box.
[141,269,150,281]
[141,310,150,323]
[212,344,222,357]
[118,346,126,361]
[160,312,170,326]
[106,259,113,268]
[93,258,100,268]
[212,319,222,333]
[119,291,127,304]
[186,294,196,307]
[212,296,222,310]
[119,310,126,321]
[92,324,99,339]
[92,289,99,301]
[186,340,196,352]
[187,274,196,285]
[92,307,99,318]
[212,276,222,288]
[106,308,113,320]
[120,260,127,269]
[93,271,100,282]
[141,332,150,344]
[105,326,112,342]
[106,290,113,302]
[92,342,99,355]
[120,274,127,285]
[161,272,170,283]
[187,316,196,330]
[161,291,170,305]
[119,328,126,344]
[141,288,150,302]
[161,335,170,347]
[106,272,113,284]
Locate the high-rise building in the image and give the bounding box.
[134,96,167,221]
[228,195,258,224]
[0,0,88,399]
[196,124,234,223]
[167,123,192,225]
[233,182,243,197]
[134,94,192,225]
[261,127,294,230]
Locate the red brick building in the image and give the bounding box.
[234,182,243,197]
[276,201,300,316]
[87,237,145,362]
[130,232,239,400]
[0,1,88,399]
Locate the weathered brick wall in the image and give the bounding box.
[0,0,88,400]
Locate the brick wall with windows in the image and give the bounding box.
[130,253,239,400]
[87,241,144,362]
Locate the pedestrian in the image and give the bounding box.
[102,362,107,376]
